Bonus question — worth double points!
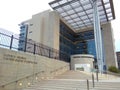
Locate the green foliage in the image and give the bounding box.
[108,66,119,73]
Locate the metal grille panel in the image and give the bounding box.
[49,0,115,31]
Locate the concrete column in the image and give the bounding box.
[102,22,118,69]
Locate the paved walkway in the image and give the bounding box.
[54,70,92,80]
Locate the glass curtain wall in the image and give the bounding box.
[60,21,96,62]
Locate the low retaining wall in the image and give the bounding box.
[0,47,69,90]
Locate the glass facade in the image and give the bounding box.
[60,21,96,62]
[18,24,28,51]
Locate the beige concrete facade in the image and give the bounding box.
[0,47,69,90]
[101,22,118,68]
[23,10,60,50]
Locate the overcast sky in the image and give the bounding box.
[0,0,120,51]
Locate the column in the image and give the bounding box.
[92,0,104,73]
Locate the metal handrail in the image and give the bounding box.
[0,32,70,62]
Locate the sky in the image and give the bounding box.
[0,0,120,51]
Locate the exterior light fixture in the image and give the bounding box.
[28,82,31,86]
[19,83,22,86]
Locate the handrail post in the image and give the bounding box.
[96,69,99,82]
[24,39,27,52]
[49,49,51,58]
[87,79,89,90]
[92,74,95,88]
[10,35,13,49]
[33,43,36,54]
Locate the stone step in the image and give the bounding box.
[22,71,120,90]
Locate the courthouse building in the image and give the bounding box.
[18,0,117,72]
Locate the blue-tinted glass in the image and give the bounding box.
[59,21,97,62]
[87,40,96,58]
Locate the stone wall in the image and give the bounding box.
[0,47,69,90]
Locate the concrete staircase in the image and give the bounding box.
[23,79,92,90]
[23,71,120,90]
[92,82,120,90]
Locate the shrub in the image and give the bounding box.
[108,66,119,73]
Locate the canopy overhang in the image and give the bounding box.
[49,0,115,31]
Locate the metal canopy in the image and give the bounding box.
[49,0,115,31]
